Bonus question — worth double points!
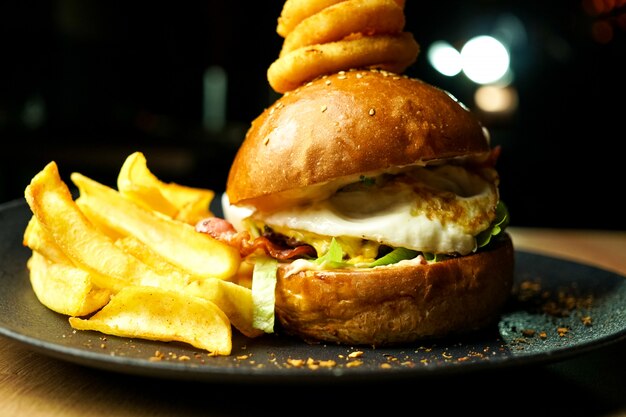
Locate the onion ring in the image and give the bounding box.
[280,0,406,57]
[267,33,419,94]
[277,0,405,37]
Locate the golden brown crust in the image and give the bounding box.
[274,233,514,346]
[226,69,490,206]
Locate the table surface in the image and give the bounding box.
[2,227,626,417]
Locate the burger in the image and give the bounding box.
[216,68,514,346]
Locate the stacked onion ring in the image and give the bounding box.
[268,0,419,93]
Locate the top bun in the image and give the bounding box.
[226,69,490,207]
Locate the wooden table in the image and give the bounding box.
[2,227,625,417]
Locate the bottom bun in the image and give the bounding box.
[274,233,515,346]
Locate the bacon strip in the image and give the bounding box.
[195,217,316,260]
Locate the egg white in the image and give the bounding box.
[223,164,498,256]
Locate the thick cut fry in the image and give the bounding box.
[185,279,264,338]
[24,162,186,292]
[27,252,111,316]
[23,216,72,265]
[117,152,214,225]
[69,286,232,355]
[71,172,240,280]
[115,236,192,282]
[75,197,126,240]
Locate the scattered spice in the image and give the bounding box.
[581,316,593,326]
[557,327,570,337]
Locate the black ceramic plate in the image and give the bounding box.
[1,199,625,383]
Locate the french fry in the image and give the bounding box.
[116,152,179,218]
[75,196,126,240]
[24,162,187,293]
[115,235,192,282]
[69,286,232,356]
[116,236,262,337]
[171,191,214,225]
[23,215,73,265]
[23,156,252,356]
[71,171,240,280]
[117,152,214,224]
[185,279,264,339]
[27,252,111,317]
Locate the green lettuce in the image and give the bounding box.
[476,200,510,248]
[251,256,278,333]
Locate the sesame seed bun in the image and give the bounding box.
[226,69,491,210]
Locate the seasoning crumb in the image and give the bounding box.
[178,355,191,361]
[346,360,363,368]
[557,326,570,337]
[237,355,249,360]
[521,329,536,337]
[318,360,337,368]
[149,350,164,362]
[348,351,364,358]
[380,363,392,369]
[581,316,593,326]
[287,358,304,367]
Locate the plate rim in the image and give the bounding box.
[2,198,626,383]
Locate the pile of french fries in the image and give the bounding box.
[23,152,262,356]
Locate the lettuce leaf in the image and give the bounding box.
[368,247,418,267]
[251,256,278,333]
[476,200,510,248]
[314,237,348,268]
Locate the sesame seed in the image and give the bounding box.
[369,108,376,116]
[356,73,363,79]
[325,79,332,85]
[321,105,327,112]
[263,136,270,145]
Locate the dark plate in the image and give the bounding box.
[1,198,625,384]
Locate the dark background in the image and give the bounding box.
[1,0,624,230]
